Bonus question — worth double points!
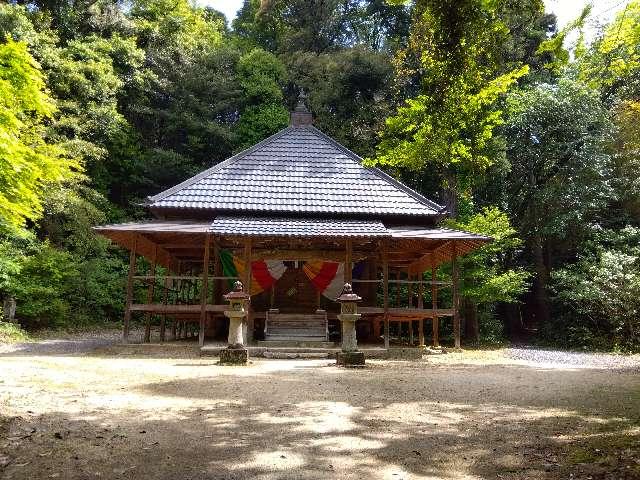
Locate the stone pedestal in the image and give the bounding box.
[336,350,365,366]
[337,312,365,367]
[339,314,359,352]
[219,347,249,365]
[221,311,248,365]
[221,281,250,365]
[220,310,249,365]
[227,314,245,348]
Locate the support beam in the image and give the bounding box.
[116,232,178,273]
[160,276,169,342]
[251,249,367,263]
[144,244,157,343]
[345,238,353,284]
[382,243,390,349]
[123,234,138,344]
[407,241,451,275]
[418,270,425,347]
[243,238,253,343]
[199,234,211,347]
[452,242,460,349]
[431,256,439,348]
[212,239,221,303]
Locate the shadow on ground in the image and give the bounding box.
[1,356,639,479]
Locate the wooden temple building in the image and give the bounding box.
[95,100,490,351]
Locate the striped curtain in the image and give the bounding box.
[219,250,286,296]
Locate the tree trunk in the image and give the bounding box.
[531,236,551,327]
[501,302,522,339]
[3,296,16,322]
[443,172,458,217]
[462,297,479,343]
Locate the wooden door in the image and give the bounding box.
[272,262,318,313]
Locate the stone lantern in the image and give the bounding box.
[221,280,250,365]
[335,283,365,367]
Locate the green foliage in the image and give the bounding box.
[0,38,79,233]
[504,78,613,244]
[4,240,78,327]
[536,4,590,74]
[374,65,528,172]
[549,228,640,351]
[290,47,395,157]
[0,235,126,328]
[235,48,288,149]
[234,0,409,54]
[235,104,289,150]
[0,320,30,343]
[371,0,530,212]
[578,1,640,101]
[131,0,223,52]
[449,207,529,305]
[610,100,640,223]
[0,0,636,353]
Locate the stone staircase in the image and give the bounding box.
[264,312,328,342]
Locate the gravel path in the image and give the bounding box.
[3,332,640,370]
[504,346,640,369]
[0,329,144,356]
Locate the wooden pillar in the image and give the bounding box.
[407,271,413,308]
[123,234,138,344]
[345,238,353,284]
[199,234,211,347]
[160,276,169,342]
[452,242,461,349]
[431,255,439,348]
[382,243,390,349]
[243,238,253,343]
[144,244,158,343]
[418,270,425,347]
[213,239,221,304]
[409,319,414,345]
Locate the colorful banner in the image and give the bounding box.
[302,261,364,299]
[303,261,345,300]
[219,250,286,296]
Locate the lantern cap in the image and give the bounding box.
[224,280,250,300]
[336,283,362,303]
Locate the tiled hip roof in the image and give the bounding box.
[148,126,444,217]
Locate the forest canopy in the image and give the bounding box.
[0,0,638,351]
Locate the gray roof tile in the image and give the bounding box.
[149,126,443,217]
[210,216,389,237]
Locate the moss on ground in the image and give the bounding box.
[566,429,640,478]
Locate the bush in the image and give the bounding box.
[0,320,30,342]
[477,307,507,346]
[549,227,640,352]
[0,237,126,329]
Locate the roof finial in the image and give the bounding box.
[290,87,313,126]
[295,88,309,113]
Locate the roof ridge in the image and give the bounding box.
[148,126,296,203]
[305,125,446,214]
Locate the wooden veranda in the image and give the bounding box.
[96,220,489,349]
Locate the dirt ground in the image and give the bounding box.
[1,345,639,480]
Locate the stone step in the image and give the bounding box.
[199,345,421,360]
[263,351,330,359]
[265,335,328,342]
[257,340,336,348]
